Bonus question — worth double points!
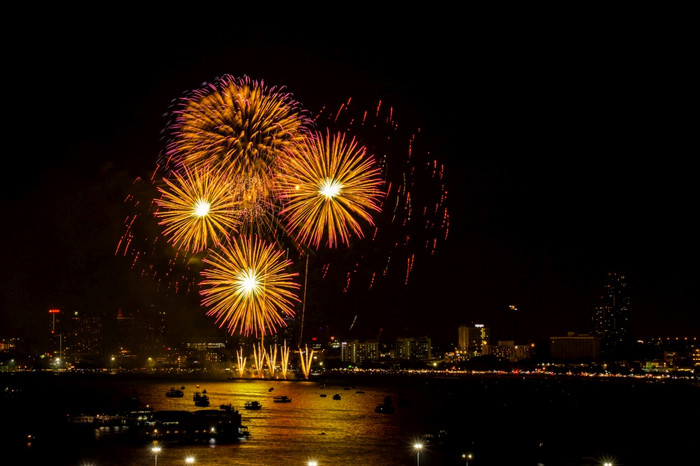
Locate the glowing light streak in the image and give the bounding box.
[298,345,314,379]
[236,347,247,377]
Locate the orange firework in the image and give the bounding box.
[161,74,313,243]
[276,130,385,248]
[199,235,300,337]
[154,165,240,253]
[163,74,312,182]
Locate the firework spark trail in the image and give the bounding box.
[199,235,300,338]
[266,344,278,376]
[253,342,266,376]
[280,340,290,378]
[236,348,247,377]
[298,345,314,380]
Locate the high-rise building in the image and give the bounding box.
[66,311,104,364]
[340,339,379,364]
[395,337,432,360]
[591,272,631,359]
[458,324,490,357]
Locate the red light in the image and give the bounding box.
[49,309,60,314]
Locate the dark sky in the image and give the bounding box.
[2,13,697,347]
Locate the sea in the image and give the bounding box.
[1,371,698,465]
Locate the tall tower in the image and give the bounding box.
[591,272,631,359]
[458,324,490,357]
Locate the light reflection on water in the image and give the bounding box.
[55,377,428,465]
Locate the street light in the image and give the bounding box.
[462,452,473,465]
[152,445,161,466]
[413,443,423,466]
[185,456,195,464]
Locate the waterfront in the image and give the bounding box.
[2,372,698,465]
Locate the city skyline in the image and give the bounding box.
[2,17,697,348]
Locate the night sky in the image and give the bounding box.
[2,14,697,348]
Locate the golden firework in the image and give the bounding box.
[155,166,240,253]
[277,130,385,248]
[199,235,300,337]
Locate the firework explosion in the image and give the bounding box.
[116,74,448,342]
[199,235,301,338]
[276,130,385,248]
[154,165,240,253]
[162,74,313,240]
[308,98,449,295]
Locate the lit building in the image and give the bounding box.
[395,337,432,360]
[550,332,600,361]
[458,324,490,357]
[591,272,631,359]
[66,311,103,364]
[340,340,379,364]
[485,340,532,362]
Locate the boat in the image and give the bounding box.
[244,401,262,410]
[333,393,341,400]
[272,395,292,403]
[128,408,247,444]
[374,395,395,414]
[193,391,210,407]
[374,403,395,414]
[165,387,184,397]
[320,394,327,397]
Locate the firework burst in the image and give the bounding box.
[308,98,450,294]
[199,235,301,338]
[163,74,312,173]
[161,74,314,246]
[276,130,385,249]
[154,165,241,253]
